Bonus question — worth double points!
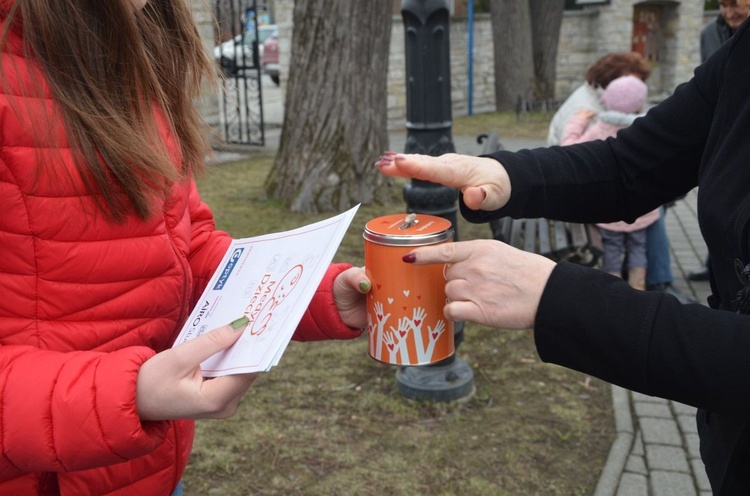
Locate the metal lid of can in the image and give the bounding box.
[363,213,454,246]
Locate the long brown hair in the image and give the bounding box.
[2,0,214,221]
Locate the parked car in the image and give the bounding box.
[214,24,277,76]
[261,27,280,85]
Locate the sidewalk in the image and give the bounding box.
[216,128,713,496]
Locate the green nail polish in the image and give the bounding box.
[359,280,371,292]
[230,315,250,330]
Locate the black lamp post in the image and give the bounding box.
[395,0,474,402]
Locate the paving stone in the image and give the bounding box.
[684,433,701,459]
[625,454,647,475]
[646,445,690,472]
[616,473,648,496]
[640,417,682,446]
[631,430,644,456]
[677,414,697,434]
[671,402,696,416]
[632,392,668,404]
[690,458,711,492]
[634,402,672,418]
[650,471,697,496]
[613,386,634,434]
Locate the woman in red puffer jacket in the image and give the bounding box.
[0,1,370,494]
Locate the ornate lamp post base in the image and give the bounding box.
[396,356,475,403]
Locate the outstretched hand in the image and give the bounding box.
[136,318,257,421]
[375,151,511,211]
[403,239,556,330]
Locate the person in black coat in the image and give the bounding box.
[376,13,750,495]
[701,0,749,64]
[689,0,750,282]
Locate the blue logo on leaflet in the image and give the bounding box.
[214,247,244,290]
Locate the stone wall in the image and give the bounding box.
[552,0,704,101]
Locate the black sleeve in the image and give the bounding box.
[535,263,750,415]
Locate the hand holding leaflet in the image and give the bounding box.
[172,205,360,376]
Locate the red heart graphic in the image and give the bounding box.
[399,330,407,338]
[432,332,439,339]
[377,284,382,290]
[417,295,422,299]
[414,320,422,327]
[402,306,407,311]
[377,314,383,321]
[387,343,395,351]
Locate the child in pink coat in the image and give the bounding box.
[562,75,660,290]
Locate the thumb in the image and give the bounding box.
[172,316,249,366]
[462,186,489,211]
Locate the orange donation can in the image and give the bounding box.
[364,213,454,366]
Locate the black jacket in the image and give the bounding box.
[466,17,750,495]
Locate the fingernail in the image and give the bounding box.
[230,315,250,331]
[480,188,487,201]
[359,280,371,292]
[402,253,416,263]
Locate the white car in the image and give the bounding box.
[214,24,277,76]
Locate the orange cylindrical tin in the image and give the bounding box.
[364,213,454,366]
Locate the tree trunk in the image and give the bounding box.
[489,0,534,111]
[265,0,392,214]
[214,0,238,42]
[529,0,565,99]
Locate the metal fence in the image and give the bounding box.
[214,0,267,146]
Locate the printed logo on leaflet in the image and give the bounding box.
[213,248,244,290]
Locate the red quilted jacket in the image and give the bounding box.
[0,7,360,496]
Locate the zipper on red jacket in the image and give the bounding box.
[162,207,190,492]
[163,203,193,345]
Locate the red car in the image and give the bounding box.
[262,27,279,86]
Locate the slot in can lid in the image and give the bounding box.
[363,213,453,246]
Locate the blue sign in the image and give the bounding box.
[245,7,270,33]
[214,247,244,290]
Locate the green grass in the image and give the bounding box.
[182,111,613,495]
[452,111,551,140]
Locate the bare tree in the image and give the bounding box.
[264,0,393,214]
[489,0,534,111]
[489,0,566,109]
[529,0,565,99]
[214,0,238,42]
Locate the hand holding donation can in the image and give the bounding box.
[363,213,454,366]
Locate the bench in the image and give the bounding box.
[476,130,602,267]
